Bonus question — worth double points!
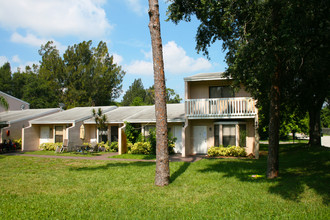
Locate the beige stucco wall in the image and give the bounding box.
[185,118,256,156]
[187,80,251,99]
[1,118,37,143]
[185,119,215,155]
[22,124,72,151]
[22,125,40,151]
[68,122,84,147]
[245,119,255,155]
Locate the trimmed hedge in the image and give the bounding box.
[207,146,247,157]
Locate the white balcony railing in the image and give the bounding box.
[185,97,257,119]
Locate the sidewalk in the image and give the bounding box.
[3,152,205,163]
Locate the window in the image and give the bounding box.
[214,123,246,147]
[111,126,118,142]
[98,128,108,143]
[55,126,63,143]
[209,86,234,98]
[222,125,236,146]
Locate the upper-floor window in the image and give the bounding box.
[209,86,234,98]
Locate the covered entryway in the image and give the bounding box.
[193,126,207,154]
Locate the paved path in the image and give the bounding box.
[322,136,330,148]
[3,152,205,163]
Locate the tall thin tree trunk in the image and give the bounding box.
[308,107,322,146]
[267,0,281,179]
[267,67,280,179]
[148,0,170,186]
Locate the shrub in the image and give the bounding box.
[97,141,107,152]
[207,146,247,157]
[130,142,152,155]
[13,138,22,149]
[124,122,140,144]
[108,141,118,152]
[127,142,133,152]
[146,128,176,155]
[39,142,62,151]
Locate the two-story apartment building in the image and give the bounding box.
[181,72,259,158]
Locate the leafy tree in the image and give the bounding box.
[122,79,182,106]
[149,0,170,186]
[22,65,59,108]
[0,62,12,95]
[124,122,140,144]
[321,102,330,128]
[121,78,146,106]
[145,86,182,104]
[38,41,65,106]
[92,107,108,136]
[0,96,8,110]
[167,0,329,178]
[11,70,29,99]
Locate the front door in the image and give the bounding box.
[193,126,207,154]
[40,126,50,145]
[173,126,183,153]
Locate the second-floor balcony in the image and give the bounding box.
[185,97,257,119]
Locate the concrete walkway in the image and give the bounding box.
[3,152,205,163]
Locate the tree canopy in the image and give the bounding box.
[121,78,182,106]
[167,0,329,178]
[2,40,125,109]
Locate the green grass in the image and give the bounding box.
[0,144,329,219]
[21,150,109,157]
[110,154,156,160]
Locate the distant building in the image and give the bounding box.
[0,108,61,143]
[0,91,30,112]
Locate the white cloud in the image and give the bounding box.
[11,32,46,47]
[112,53,123,65]
[163,41,212,74]
[10,33,67,53]
[125,41,212,75]
[0,56,9,66]
[123,0,147,16]
[0,0,112,38]
[12,55,21,63]
[125,60,153,75]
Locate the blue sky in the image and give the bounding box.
[0,0,227,101]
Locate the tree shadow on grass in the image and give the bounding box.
[70,161,154,172]
[170,162,190,183]
[199,144,330,205]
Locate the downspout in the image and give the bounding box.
[118,123,126,155]
[67,122,75,147]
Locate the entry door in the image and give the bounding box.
[40,126,50,145]
[193,126,207,154]
[173,126,183,153]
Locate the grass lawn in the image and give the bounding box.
[21,150,109,157]
[110,154,156,160]
[0,144,329,219]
